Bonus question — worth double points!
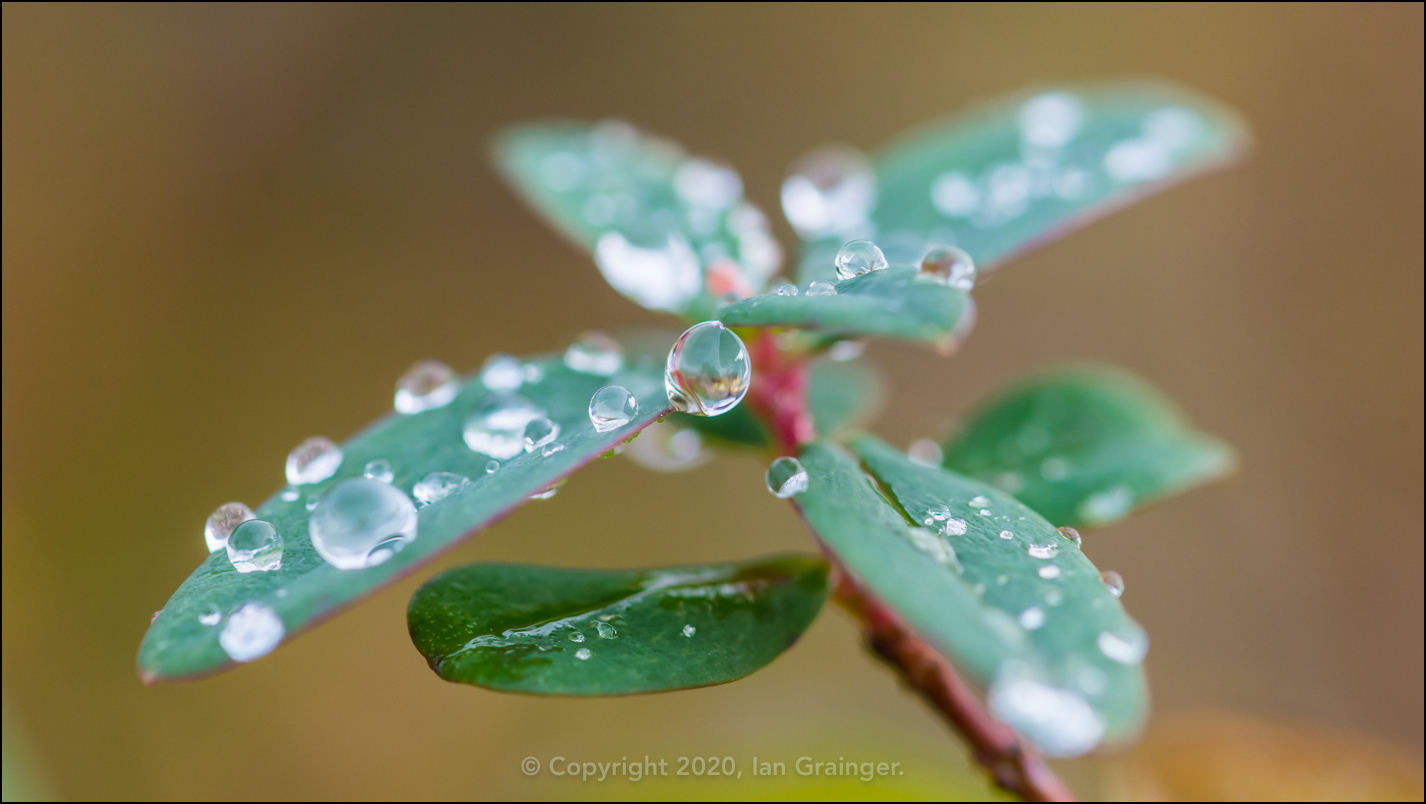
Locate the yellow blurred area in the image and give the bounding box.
[2,3,1421,800]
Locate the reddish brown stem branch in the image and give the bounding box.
[746,331,815,453]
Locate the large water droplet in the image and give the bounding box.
[765,456,809,498]
[523,417,560,451]
[463,394,545,460]
[589,385,638,432]
[988,674,1105,758]
[412,472,470,506]
[664,321,750,416]
[594,230,702,313]
[480,354,524,392]
[1098,629,1148,665]
[575,648,592,661]
[805,279,838,296]
[908,439,943,467]
[564,331,624,376]
[623,421,709,472]
[919,246,977,290]
[781,145,876,239]
[204,502,256,552]
[1058,526,1082,547]
[1101,570,1125,598]
[308,477,418,570]
[596,622,617,639]
[394,359,459,414]
[226,520,283,573]
[363,459,394,484]
[834,240,888,280]
[219,603,285,663]
[285,437,343,485]
[1028,543,1059,559]
[942,518,968,537]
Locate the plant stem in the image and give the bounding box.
[833,569,1077,802]
[746,331,815,453]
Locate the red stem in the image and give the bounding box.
[746,331,816,453]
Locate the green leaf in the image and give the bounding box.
[138,348,671,683]
[716,267,975,348]
[793,436,1147,757]
[808,355,886,437]
[407,555,829,694]
[494,120,783,318]
[942,365,1234,527]
[797,82,1247,280]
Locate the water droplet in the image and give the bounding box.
[594,230,702,313]
[198,605,222,626]
[1019,607,1046,630]
[219,603,284,663]
[674,157,742,210]
[682,624,696,637]
[988,674,1105,758]
[362,459,394,484]
[1019,92,1086,149]
[930,172,980,217]
[623,421,709,472]
[969,495,991,508]
[1101,570,1125,598]
[285,437,343,485]
[828,339,865,361]
[979,509,993,517]
[575,648,592,660]
[1058,526,1082,547]
[999,529,1015,540]
[1078,485,1135,524]
[523,417,560,451]
[776,284,798,296]
[1098,630,1148,665]
[280,487,300,502]
[927,504,951,521]
[568,631,585,642]
[413,472,470,506]
[530,480,564,500]
[919,246,977,290]
[1028,543,1059,559]
[664,321,750,417]
[908,439,943,467]
[485,460,499,474]
[308,477,418,570]
[834,240,888,280]
[204,502,256,552]
[589,385,638,432]
[1038,565,1061,579]
[805,279,838,296]
[305,495,322,512]
[564,331,624,376]
[765,456,809,498]
[479,354,524,392]
[943,518,968,537]
[596,622,616,639]
[394,359,459,414]
[781,145,876,239]
[1104,138,1172,182]
[463,394,545,460]
[226,520,283,573]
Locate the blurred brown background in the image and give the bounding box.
[3,3,1422,800]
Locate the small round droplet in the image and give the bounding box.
[394,359,458,414]
[484,460,500,474]
[919,245,977,290]
[1019,607,1046,630]
[198,604,222,626]
[304,495,321,512]
[1038,565,1062,579]
[1101,570,1125,598]
[204,502,256,552]
[1058,526,1082,547]
[927,504,952,521]
[523,417,560,451]
[564,331,624,376]
[575,648,592,661]
[682,624,696,637]
[765,456,809,498]
[219,603,284,663]
[308,477,418,570]
[776,284,798,296]
[568,631,585,643]
[664,321,751,417]
[908,439,943,467]
[596,622,616,639]
[363,459,394,484]
[226,520,283,573]
[834,240,888,280]
[286,437,343,485]
[999,529,1015,540]
[1028,543,1059,559]
[589,385,638,433]
[463,394,545,460]
[943,518,968,536]
[479,354,524,392]
[805,279,837,296]
[969,495,991,508]
[412,472,469,506]
[280,487,300,502]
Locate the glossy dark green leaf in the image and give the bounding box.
[494,120,783,318]
[943,365,1234,527]
[408,555,829,694]
[797,82,1247,281]
[139,348,671,683]
[716,267,975,348]
[793,436,1147,757]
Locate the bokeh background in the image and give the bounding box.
[3,3,1422,800]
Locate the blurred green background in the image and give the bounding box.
[3,3,1422,800]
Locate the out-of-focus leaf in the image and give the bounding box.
[138,347,670,683]
[797,82,1247,281]
[943,365,1234,527]
[408,555,828,694]
[808,356,886,437]
[793,437,1147,757]
[716,267,975,348]
[494,120,783,318]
